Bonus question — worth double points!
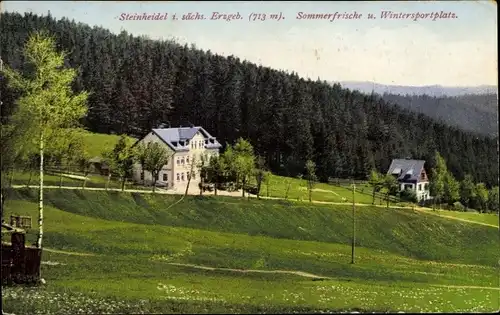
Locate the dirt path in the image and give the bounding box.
[166,262,330,279]
[430,284,500,291]
[167,262,500,291]
[44,248,96,256]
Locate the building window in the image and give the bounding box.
[176,173,180,181]
[192,173,196,180]
[181,173,185,181]
[177,158,180,165]
[424,183,429,191]
[194,142,197,149]
[404,184,412,190]
[140,172,144,180]
[181,158,184,165]
[418,184,422,191]
[186,156,189,164]
[163,173,167,181]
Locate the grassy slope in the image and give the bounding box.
[3,189,499,313]
[7,189,498,267]
[79,130,136,158]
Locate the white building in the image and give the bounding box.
[132,125,222,191]
[386,158,431,201]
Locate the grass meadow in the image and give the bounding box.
[2,188,499,314]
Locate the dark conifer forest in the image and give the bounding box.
[0,12,498,186]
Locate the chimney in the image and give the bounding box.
[158,121,171,129]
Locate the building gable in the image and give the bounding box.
[144,126,222,152]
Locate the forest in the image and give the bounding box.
[0,12,498,187]
[380,93,498,137]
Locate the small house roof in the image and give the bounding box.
[150,126,222,152]
[387,159,426,183]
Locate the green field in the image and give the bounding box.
[79,130,136,158]
[248,174,394,205]
[2,188,499,314]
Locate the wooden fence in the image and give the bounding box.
[1,232,41,285]
[327,178,401,203]
[10,215,32,229]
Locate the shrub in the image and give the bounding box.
[400,189,417,203]
[452,201,465,212]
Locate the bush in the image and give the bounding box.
[452,201,465,212]
[400,189,417,203]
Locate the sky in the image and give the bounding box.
[2,1,498,87]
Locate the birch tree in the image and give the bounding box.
[2,32,89,253]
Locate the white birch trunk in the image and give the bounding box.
[36,131,44,249]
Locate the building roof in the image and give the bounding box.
[151,126,222,152]
[387,159,426,183]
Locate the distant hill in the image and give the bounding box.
[380,93,498,137]
[335,81,498,136]
[337,81,497,97]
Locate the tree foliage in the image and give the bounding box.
[104,135,136,191]
[2,30,89,252]
[368,169,384,205]
[305,160,317,203]
[459,174,476,210]
[136,141,172,192]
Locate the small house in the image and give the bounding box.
[387,158,430,201]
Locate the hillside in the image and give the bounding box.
[0,12,498,187]
[5,189,499,266]
[337,82,498,136]
[380,93,498,137]
[2,189,499,313]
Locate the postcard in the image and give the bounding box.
[0,1,498,314]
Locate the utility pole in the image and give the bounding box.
[351,179,356,264]
[0,57,4,224]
